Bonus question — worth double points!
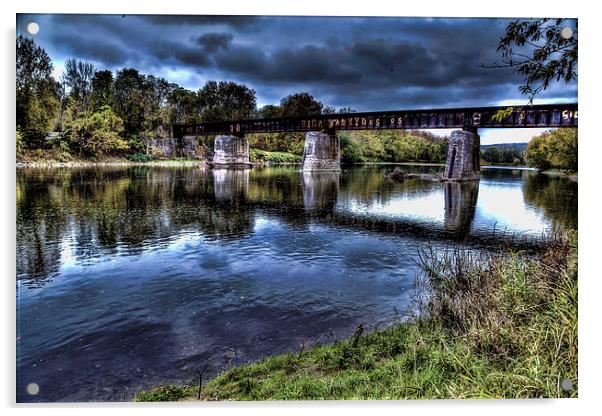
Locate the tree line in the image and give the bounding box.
[480,146,525,165]
[525,128,577,172]
[478,129,578,172]
[16,36,347,159]
[16,36,449,163]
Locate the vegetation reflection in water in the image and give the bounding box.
[16,165,577,401]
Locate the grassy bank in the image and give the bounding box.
[249,148,302,164]
[137,233,577,401]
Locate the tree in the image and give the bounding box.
[168,87,201,125]
[322,105,337,115]
[545,128,577,171]
[90,70,114,111]
[482,147,501,164]
[339,132,364,163]
[525,128,577,172]
[112,68,146,141]
[483,18,577,103]
[280,92,323,117]
[258,104,282,119]
[197,81,256,122]
[140,75,176,149]
[61,59,95,114]
[68,105,128,156]
[16,35,60,147]
[525,133,551,171]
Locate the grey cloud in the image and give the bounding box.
[195,33,234,53]
[19,14,577,110]
[141,15,260,30]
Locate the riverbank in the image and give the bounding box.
[539,169,578,181]
[16,159,207,168]
[137,232,577,401]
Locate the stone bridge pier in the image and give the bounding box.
[443,128,480,181]
[211,135,251,167]
[302,131,341,171]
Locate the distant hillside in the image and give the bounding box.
[481,142,528,152]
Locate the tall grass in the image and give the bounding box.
[249,148,302,164]
[136,233,577,401]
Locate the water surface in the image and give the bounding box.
[16,165,577,401]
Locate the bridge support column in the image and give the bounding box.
[302,131,340,171]
[212,135,251,167]
[443,129,480,181]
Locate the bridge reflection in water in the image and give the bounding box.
[302,171,340,212]
[443,181,479,232]
[213,168,250,202]
[16,166,576,287]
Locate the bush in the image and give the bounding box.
[128,152,154,163]
[525,128,577,172]
[58,152,73,162]
[136,385,191,402]
[339,132,365,163]
[67,105,129,157]
[250,148,302,164]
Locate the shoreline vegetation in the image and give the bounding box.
[136,232,577,401]
[15,156,577,180]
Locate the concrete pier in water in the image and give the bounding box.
[212,135,250,167]
[443,129,480,181]
[301,131,341,171]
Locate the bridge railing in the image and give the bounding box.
[173,103,578,137]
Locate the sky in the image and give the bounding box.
[16,14,577,144]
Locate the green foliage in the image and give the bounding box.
[61,59,94,115]
[250,148,302,164]
[16,36,60,148]
[481,146,525,165]
[128,152,154,163]
[198,80,257,122]
[90,70,114,111]
[247,132,306,154]
[258,104,282,118]
[112,68,146,139]
[525,128,577,172]
[339,132,365,163]
[492,107,513,123]
[339,130,448,164]
[280,92,323,117]
[67,105,128,156]
[494,19,577,102]
[135,385,192,402]
[546,128,578,172]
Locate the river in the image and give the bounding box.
[16,165,577,402]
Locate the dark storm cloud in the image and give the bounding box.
[141,15,260,30]
[195,33,234,53]
[49,32,130,66]
[19,14,577,109]
[211,37,519,89]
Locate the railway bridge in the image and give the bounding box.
[173,103,578,181]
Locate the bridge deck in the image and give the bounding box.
[173,103,578,137]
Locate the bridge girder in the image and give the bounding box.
[174,103,578,138]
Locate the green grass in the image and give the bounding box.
[136,233,577,401]
[135,384,195,402]
[249,148,302,164]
